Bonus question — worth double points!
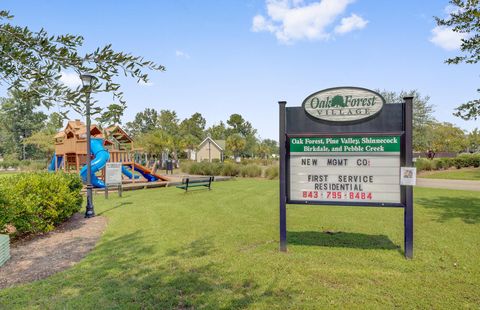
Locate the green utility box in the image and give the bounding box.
[0,234,10,267]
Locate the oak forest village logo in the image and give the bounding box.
[303,87,385,122]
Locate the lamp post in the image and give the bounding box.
[80,74,96,218]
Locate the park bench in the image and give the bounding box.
[176,176,214,192]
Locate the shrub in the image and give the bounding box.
[221,162,240,176]
[180,161,193,173]
[240,164,262,178]
[0,159,20,169]
[265,165,279,179]
[436,158,452,170]
[0,172,83,238]
[415,158,435,172]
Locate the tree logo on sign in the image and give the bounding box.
[331,95,347,108]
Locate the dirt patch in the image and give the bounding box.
[0,213,107,289]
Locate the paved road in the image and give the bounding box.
[417,178,480,191]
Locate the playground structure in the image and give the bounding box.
[48,120,168,188]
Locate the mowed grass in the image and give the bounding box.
[1,180,479,309]
[420,167,480,181]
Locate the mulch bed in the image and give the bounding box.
[0,213,107,289]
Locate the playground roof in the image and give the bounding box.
[105,125,133,144]
[55,120,104,140]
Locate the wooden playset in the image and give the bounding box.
[50,120,167,186]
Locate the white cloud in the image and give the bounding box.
[334,13,368,34]
[251,0,368,44]
[175,50,190,59]
[59,71,81,88]
[430,25,466,51]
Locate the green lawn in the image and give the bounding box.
[1,180,479,308]
[420,167,480,181]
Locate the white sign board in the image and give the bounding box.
[289,136,401,204]
[105,162,122,186]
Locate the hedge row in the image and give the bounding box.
[416,153,480,172]
[0,172,83,237]
[0,160,46,171]
[181,161,279,179]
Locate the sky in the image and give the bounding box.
[2,0,479,139]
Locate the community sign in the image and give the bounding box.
[278,86,414,258]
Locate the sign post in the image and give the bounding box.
[279,101,287,252]
[278,87,414,258]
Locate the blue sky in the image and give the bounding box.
[3,0,478,139]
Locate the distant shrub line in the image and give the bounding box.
[416,153,480,172]
[0,159,47,171]
[0,172,83,238]
[181,161,279,179]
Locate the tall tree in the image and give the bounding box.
[0,91,47,159]
[467,128,480,152]
[226,114,257,137]
[24,112,66,158]
[206,121,228,140]
[125,108,159,137]
[96,103,125,127]
[429,122,468,153]
[179,112,206,141]
[435,0,480,120]
[226,134,246,158]
[0,10,164,114]
[158,110,183,161]
[378,90,436,152]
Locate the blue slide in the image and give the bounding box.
[80,138,110,188]
[121,165,140,179]
[48,153,63,171]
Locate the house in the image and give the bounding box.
[196,137,225,162]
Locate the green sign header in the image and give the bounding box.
[290,136,400,153]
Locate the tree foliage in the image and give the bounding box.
[125,108,159,137]
[0,10,164,115]
[378,89,436,152]
[429,122,468,153]
[206,121,228,140]
[96,103,125,127]
[0,91,47,158]
[435,0,480,120]
[226,134,246,158]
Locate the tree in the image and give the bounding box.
[96,103,125,127]
[125,108,159,137]
[378,90,436,152]
[136,129,171,158]
[0,91,47,159]
[226,134,246,158]
[206,121,228,140]
[435,0,480,120]
[179,112,206,141]
[262,139,279,156]
[24,112,66,158]
[0,10,164,114]
[226,114,257,137]
[429,122,468,153]
[157,110,183,161]
[467,128,480,152]
[226,114,258,156]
